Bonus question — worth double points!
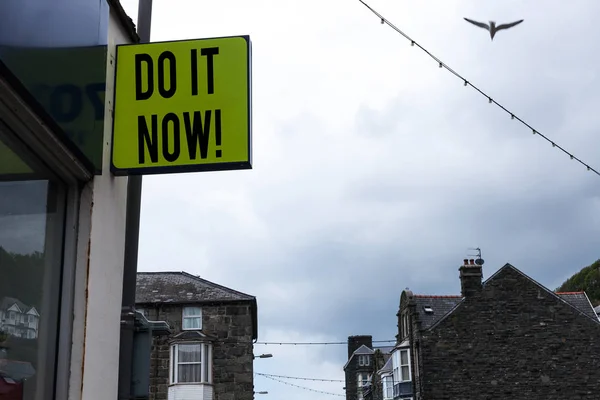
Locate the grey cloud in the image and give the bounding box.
[133,3,600,399]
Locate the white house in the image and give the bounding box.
[0,297,40,339]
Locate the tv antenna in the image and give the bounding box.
[467,247,485,266]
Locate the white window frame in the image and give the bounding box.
[357,372,367,400]
[170,342,212,384]
[182,306,202,330]
[399,349,411,382]
[392,348,412,384]
[358,354,370,366]
[382,374,393,400]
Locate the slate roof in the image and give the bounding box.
[410,280,598,329]
[413,295,462,330]
[556,292,597,320]
[0,360,35,382]
[353,344,375,355]
[0,297,32,313]
[343,343,394,371]
[136,271,258,340]
[594,305,600,316]
[136,272,255,304]
[378,356,393,374]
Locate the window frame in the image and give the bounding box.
[182,306,203,330]
[401,311,409,339]
[0,61,92,400]
[169,341,213,385]
[358,354,370,366]
[356,372,371,400]
[399,349,411,382]
[382,374,393,400]
[392,348,412,384]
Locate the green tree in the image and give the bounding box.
[0,246,44,308]
[556,259,600,307]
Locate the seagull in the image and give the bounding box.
[463,18,524,40]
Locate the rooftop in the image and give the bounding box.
[136,271,255,304]
[406,266,599,330]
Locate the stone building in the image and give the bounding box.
[395,259,600,400]
[343,335,393,400]
[136,272,258,400]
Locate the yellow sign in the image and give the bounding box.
[0,140,34,180]
[111,35,252,175]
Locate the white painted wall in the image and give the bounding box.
[169,383,214,400]
[67,6,134,400]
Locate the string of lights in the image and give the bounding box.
[357,0,600,178]
[256,339,395,345]
[257,373,346,397]
[256,372,345,382]
[190,338,396,345]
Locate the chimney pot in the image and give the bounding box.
[469,259,475,265]
[463,259,468,265]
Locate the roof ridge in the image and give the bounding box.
[179,271,256,299]
[484,264,600,324]
[414,294,462,298]
[136,271,256,304]
[137,271,255,299]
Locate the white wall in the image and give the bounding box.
[67,6,134,400]
[169,384,214,400]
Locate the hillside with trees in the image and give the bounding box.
[556,258,600,307]
[0,245,44,308]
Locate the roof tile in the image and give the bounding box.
[557,292,597,320]
[413,295,463,329]
[136,272,255,304]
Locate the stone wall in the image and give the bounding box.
[142,302,254,400]
[419,266,600,400]
[345,336,374,400]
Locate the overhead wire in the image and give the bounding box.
[257,373,346,397]
[357,0,600,178]
[256,339,395,345]
[256,372,345,382]
[197,338,396,345]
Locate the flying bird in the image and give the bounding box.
[463,18,524,40]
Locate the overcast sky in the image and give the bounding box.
[119,0,600,398]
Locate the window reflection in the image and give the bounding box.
[0,136,65,399]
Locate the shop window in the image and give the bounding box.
[0,133,68,399]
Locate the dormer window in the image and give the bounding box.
[358,355,370,366]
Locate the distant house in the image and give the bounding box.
[0,349,36,400]
[343,335,394,400]
[136,272,258,400]
[0,297,39,339]
[394,259,600,400]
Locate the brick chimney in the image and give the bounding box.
[347,335,373,358]
[459,258,483,297]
